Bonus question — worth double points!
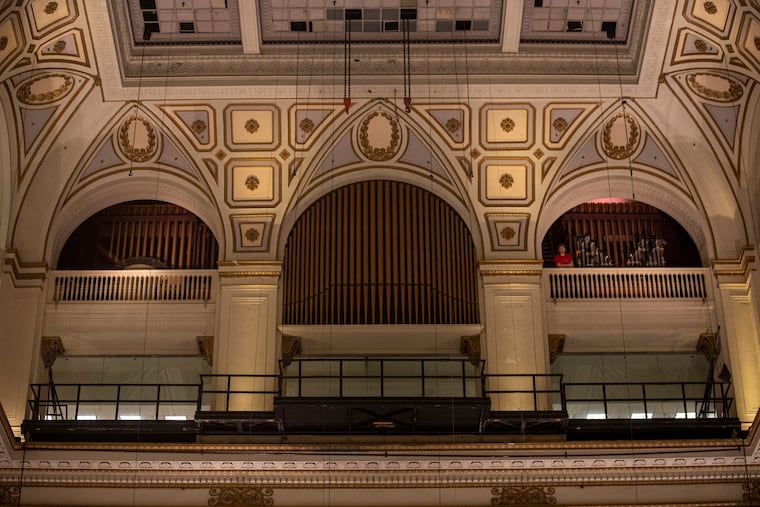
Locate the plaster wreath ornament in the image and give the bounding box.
[245,228,260,242]
[44,1,58,14]
[499,173,514,189]
[118,115,158,163]
[500,117,515,133]
[500,227,516,241]
[245,118,260,134]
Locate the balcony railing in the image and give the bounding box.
[27,382,200,421]
[48,269,216,302]
[545,267,710,300]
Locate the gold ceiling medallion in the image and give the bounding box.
[446,117,461,133]
[703,1,718,14]
[500,117,515,132]
[118,115,158,163]
[16,74,74,105]
[208,487,274,507]
[754,36,760,51]
[191,119,207,134]
[52,40,67,53]
[358,111,400,162]
[245,228,260,242]
[244,118,260,134]
[602,112,640,160]
[491,486,556,505]
[44,1,58,14]
[245,174,260,191]
[694,39,708,53]
[299,118,315,133]
[686,72,743,102]
[500,227,516,241]
[0,36,8,51]
[499,173,514,189]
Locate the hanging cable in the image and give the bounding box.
[343,14,352,114]
[402,15,412,113]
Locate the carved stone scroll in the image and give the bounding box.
[40,336,64,369]
[548,334,566,364]
[697,332,719,362]
[460,335,481,366]
[281,336,302,367]
[197,335,214,366]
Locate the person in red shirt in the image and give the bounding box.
[554,243,574,267]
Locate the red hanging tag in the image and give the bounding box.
[404,97,412,113]
[343,97,352,114]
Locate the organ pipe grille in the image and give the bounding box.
[282,181,479,325]
[58,201,218,270]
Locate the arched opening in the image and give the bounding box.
[281,180,480,325]
[57,200,219,270]
[541,199,701,268]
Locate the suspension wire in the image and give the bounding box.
[403,16,412,112]
[343,15,351,114]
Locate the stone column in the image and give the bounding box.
[713,248,760,429]
[0,250,47,434]
[210,262,281,412]
[480,261,552,411]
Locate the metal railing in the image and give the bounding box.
[545,268,710,300]
[26,376,734,423]
[198,374,280,412]
[48,269,216,302]
[27,383,200,421]
[279,357,485,398]
[563,381,733,420]
[482,374,565,411]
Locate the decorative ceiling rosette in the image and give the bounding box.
[117,114,159,163]
[15,73,74,105]
[357,111,401,162]
[601,112,641,160]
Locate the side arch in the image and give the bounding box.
[48,171,225,268]
[536,173,712,266]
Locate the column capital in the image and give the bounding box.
[479,260,543,284]
[217,260,282,285]
[712,246,755,284]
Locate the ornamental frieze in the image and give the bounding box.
[491,486,556,505]
[208,487,274,507]
[15,73,74,105]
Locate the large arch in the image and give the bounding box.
[278,102,482,260]
[0,95,12,249]
[47,171,225,268]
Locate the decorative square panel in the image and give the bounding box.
[0,16,21,67]
[225,159,281,208]
[28,0,74,35]
[486,213,530,252]
[480,104,534,149]
[479,158,534,207]
[230,214,275,253]
[224,105,280,151]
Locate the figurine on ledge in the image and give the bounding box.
[554,243,574,267]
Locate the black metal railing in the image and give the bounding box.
[27,374,735,424]
[27,383,199,421]
[279,357,484,398]
[482,373,565,411]
[197,374,280,412]
[563,381,733,420]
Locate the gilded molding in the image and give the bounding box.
[480,270,543,277]
[491,486,556,505]
[208,487,273,506]
[218,271,281,279]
